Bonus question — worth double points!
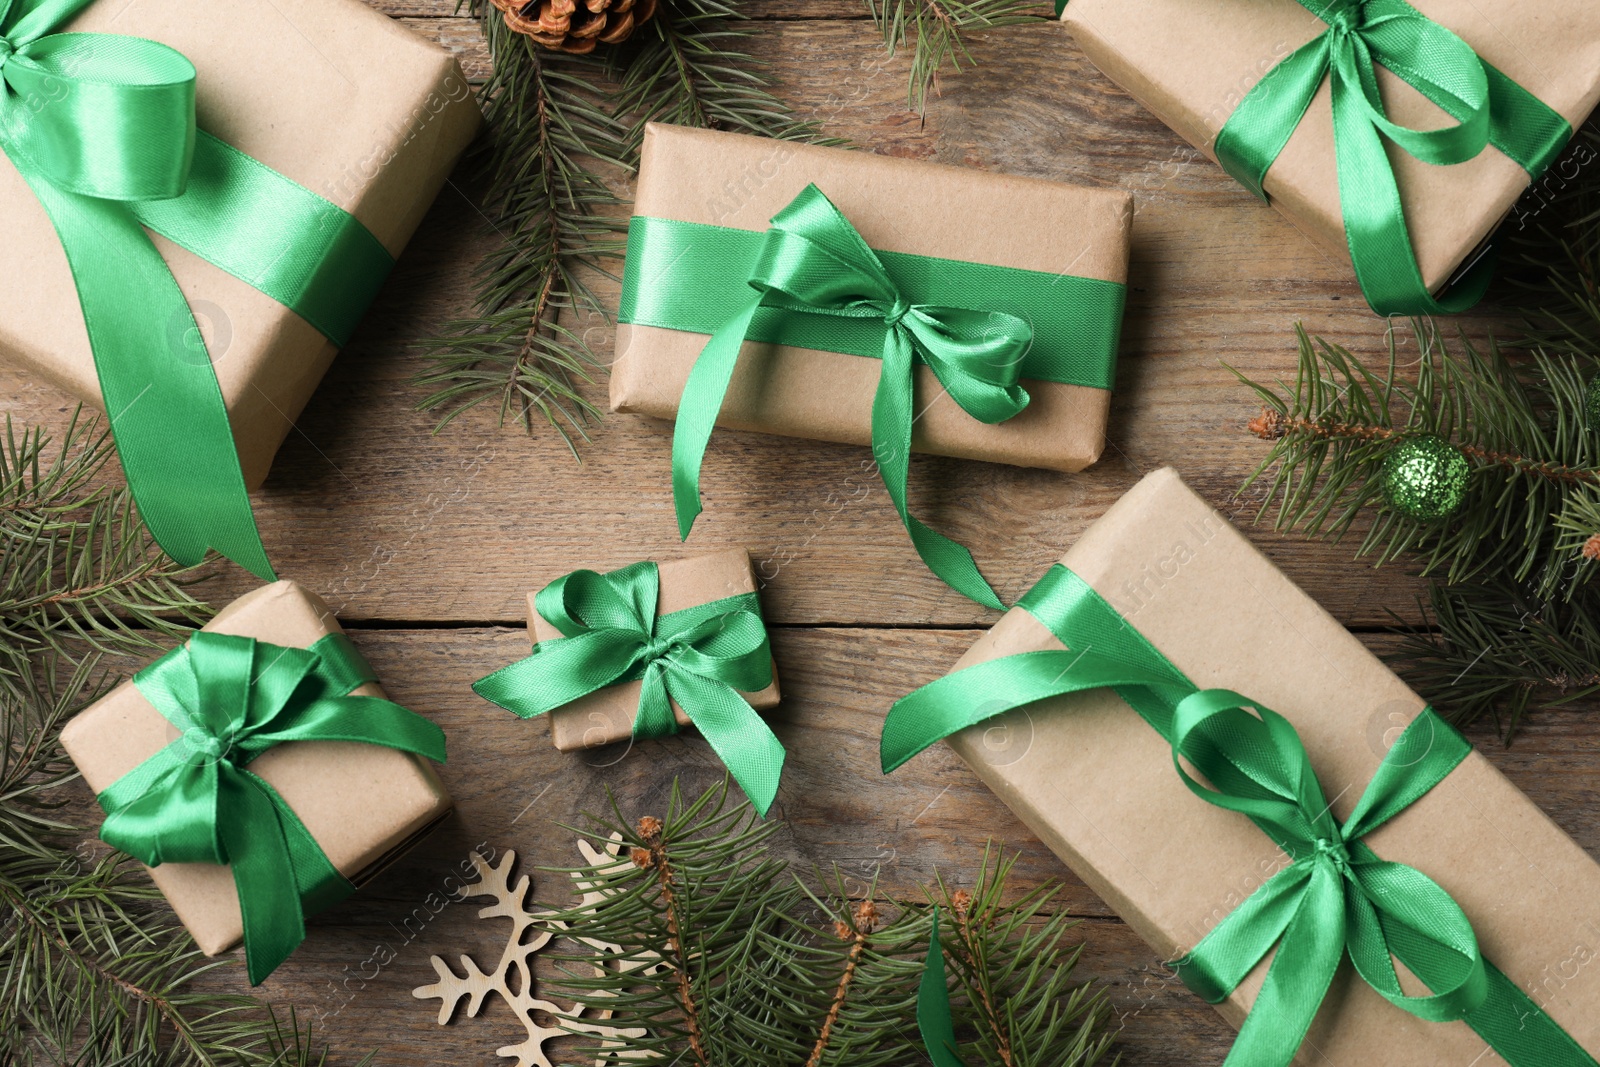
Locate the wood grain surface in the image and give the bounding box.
[6,3,1592,1065]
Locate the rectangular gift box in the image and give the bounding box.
[531,548,782,752]
[610,123,1132,473]
[1063,0,1600,296]
[0,0,481,489]
[940,467,1600,1061]
[61,581,452,957]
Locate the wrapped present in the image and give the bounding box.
[882,467,1600,1065]
[0,0,480,579]
[611,122,1131,609]
[61,581,450,984]
[1061,0,1600,315]
[473,549,786,815]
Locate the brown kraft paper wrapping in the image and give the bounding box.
[530,549,781,752]
[941,467,1600,1063]
[0,0,482,489]
[610,123,1131,474]
[1063,0,1600,295]
[60,581,452,957]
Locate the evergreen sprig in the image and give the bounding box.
[865,0,1043,115]
[0,415,365,1064]
[415,0,832,455]
[542,778,1118,1066]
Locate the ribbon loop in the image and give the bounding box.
[671,183,1035,610]
[473,561,787,816]
[95,630,447,985]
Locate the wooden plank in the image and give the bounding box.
[46,626,1597,1064]
[0,18,1506,629]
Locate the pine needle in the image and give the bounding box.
[865,0,1044,116]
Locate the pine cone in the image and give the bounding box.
[493,0,657,54]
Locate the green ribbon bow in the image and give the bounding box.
[1210,0,1570,315]
[0,0,395,580]
[95,630,446,985]
[668,184,1044,612]
[885,563,1598,1067]
[472,561,786,816]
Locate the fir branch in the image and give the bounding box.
[541,778,1117,1066]
[1233,322,1600,601]
[414,3,627,453]
[865,0,1042,115]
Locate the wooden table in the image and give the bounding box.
[9,3,1600,1064]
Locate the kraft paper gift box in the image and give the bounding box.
[527,548,781,752]
[0,0,481,489]
[925,467,1600,1062]
[610,122,1132,474]
[61,581,452,958]
[1062,0,1600,303]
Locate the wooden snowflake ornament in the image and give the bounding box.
[412,840,645,1067]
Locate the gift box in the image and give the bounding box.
[1062,0,1600,311]
[0,0,480,490]
[474,548,787,815]
[529,549,781,753]
[61,581,451,970]
[611,122,1130,474]
[887,467,1600,1062]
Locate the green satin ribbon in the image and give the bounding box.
[1211,0,1570,315]
[0,0,395,580]
[472,560,787,816]
[885,564,1598,1067]
[622,185,1125,611]
[95,630,447,985]
[918,906,967,1067]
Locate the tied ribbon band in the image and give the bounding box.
[0,0,395,580]
[471,561,786,816]
[883,564,1598,1067]
[666,184,1046,612]
[1212,0,1570,316]
[96,630,447,985]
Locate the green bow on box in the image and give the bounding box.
[472,560,787,816]
[0,0,396,580]
[621,184,1126,611]
[95,630,447,985]
[1056,0,1572,314]
[886,563,1598,1067]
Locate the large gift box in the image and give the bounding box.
[62,581,450,982]
[884,467,1600,1063]
[1062,0,1600,313]
[612,122,1130,475]
[0,0,480,489]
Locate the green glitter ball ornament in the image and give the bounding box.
[1585,374,1600,429]
[1382,434,1469,522]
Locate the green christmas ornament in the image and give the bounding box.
[1585,374,1600,428]
[1382,434,1470,522]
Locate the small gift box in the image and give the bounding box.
[0,0,479,577]
[61,581,450,984]
[882,468,1600,1064]
[1061,0,1600,315]
[473,548,786,814]
[612,122,1131,609]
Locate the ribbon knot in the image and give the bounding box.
[1310,834,1352,875]
[472,561,788,816]
[1212,0,1572,315]
[670,183,1034,611]
[94,629,447,985]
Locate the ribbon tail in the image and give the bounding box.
[666,669,784,817]
[871,332,1004,611]
[672,290,764,541]
[12,157,273,580]
[918,906,967,1067]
